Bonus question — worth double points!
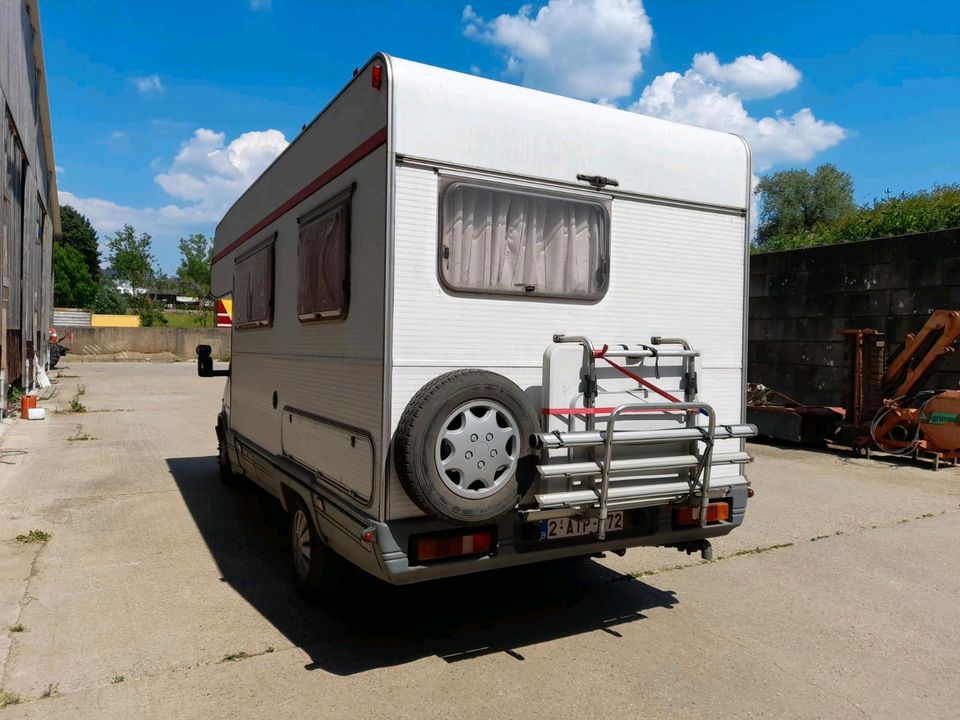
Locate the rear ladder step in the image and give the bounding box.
[536,451,753,479]
[532,423,757,449]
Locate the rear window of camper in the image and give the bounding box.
[440,182,609,301]
[233,241,274,329]
[297,193,351,322]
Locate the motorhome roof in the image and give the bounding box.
[387,55,749,210]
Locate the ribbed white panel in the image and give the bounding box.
[388,166,747,519]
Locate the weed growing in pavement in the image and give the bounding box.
[16,529,51,543]
[67,431,96,442]
[39,683,58,699]
[9,623,25,633]
[265,646,275,653]
[76,384,87,396]
[68,391,87,413]
[111,675,125,684]
[8,387,24,405]
[727,542,793,557]
[0,690,22,708]
[220,651,250,663]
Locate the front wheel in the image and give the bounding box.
[217,421,239,486]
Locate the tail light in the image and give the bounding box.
[410,529,494,564]
[675,502,730,526]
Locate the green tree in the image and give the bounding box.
[59,205,101,281]
[53,243,97,307]
[177,233,213,326]
[90,278,129,314]
[106,225,167,326]
[755,164,855,249]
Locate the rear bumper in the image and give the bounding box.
[358,482,748,585]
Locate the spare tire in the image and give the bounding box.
[395,369,539,524]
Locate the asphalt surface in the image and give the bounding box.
[1,362,959,718]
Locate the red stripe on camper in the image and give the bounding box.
[212,126,388,265]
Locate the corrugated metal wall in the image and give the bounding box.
[0,0,55,396]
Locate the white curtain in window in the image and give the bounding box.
[442,184,606,298]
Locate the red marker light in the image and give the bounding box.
[747,488,755,498]
[361,528,375,543]
[371,65,383,90]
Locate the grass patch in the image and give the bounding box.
[76,384,87,396]
[39,683,58,699]
[219,651,250,663]
[111,675,124,684]
[9,623,25,633]
[67,431,96,442]
[0,690,22,708]
[162,311,214,329]
[265,646,275,653]
[16,529,50,543]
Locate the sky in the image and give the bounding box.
[40,0,960,271]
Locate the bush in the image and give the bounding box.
[91,279,129,314]
[137,299,168,327]
[755,184,960,252]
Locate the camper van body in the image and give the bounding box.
[209,54,754,588]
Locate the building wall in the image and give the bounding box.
[749,228,960,408]
[0,0,57,403]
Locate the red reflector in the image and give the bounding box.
[675,502,730,526]
[747,488,755,498]
[371,64,383,89]
[413,531,492,563]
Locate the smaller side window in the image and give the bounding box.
[297,193,351,322]
[233,240,274,329]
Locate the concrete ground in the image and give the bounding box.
[1,363,958,719]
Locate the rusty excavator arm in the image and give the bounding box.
[883,310,960,399]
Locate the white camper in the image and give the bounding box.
[199,53,756,599]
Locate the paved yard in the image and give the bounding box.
[1,362,959,718]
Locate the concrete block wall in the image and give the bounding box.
[749,227,960,407]
[62,327,231,361]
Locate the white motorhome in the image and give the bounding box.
[199,53,756,599]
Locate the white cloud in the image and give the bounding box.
[55,165,65,175]
[154,127,288,206]
[632,66,845,170]
[131,74,164,95]
[462,0,652,102]
[59,127,289,263]
[249,0,271,9]
[691,52,801,99]
[464,2,845,171]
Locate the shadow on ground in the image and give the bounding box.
[167,456,678,675]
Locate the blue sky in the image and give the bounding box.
[42,0,960,271]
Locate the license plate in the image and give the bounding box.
[538,512,624,540]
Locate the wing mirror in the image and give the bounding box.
[196,344,230,377]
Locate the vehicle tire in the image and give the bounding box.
[216,420,239,486]
[394,369,539,524]
[48,344,61,369]
[288,497,347,603]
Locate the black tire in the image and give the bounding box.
[216,420,239,486]
[288,497,347,603]
[394,369,539,524]
[48,344,61,370]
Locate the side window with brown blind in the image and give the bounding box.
[297,192,351,322]
[233,240,274,329]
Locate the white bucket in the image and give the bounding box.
[27,407,45,420]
